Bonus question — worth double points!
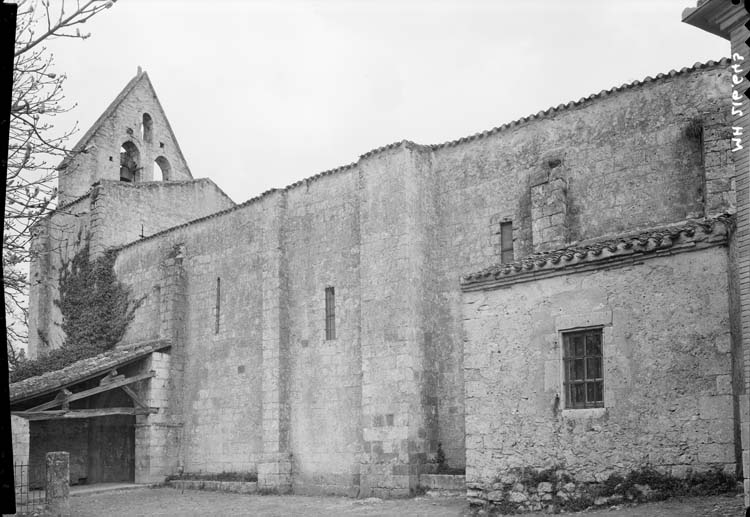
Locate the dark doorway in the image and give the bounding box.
[87,415,135,484]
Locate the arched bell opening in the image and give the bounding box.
[153,155,171,181]
[120,141,141,182]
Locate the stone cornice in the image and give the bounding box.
[682,0,747,40]
[460,216,733,292]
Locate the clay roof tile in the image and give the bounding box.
[461,214,732,289]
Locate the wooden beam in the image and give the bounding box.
[12,407,157,421]
[120,385,147,408]
[26,371,155,412]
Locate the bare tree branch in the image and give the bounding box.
[6,0,116,369]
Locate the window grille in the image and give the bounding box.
[563,328,603,409]
[500,221,514,263]
[325,287,336,340]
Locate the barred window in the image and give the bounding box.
[500,221,514,263]
[563,328,603,409]
[325,287,336,340]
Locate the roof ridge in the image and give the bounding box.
[431,58,729,150]
[272,58,729,192]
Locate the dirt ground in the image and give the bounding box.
[68,487,744,517]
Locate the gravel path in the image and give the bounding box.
[68,487,744,516]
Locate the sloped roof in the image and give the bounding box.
[288,59,730,186]
[58,70,193,178]
[10,339,170,404]
[461,215,733,291]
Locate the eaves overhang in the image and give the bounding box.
[682,0,747,40]
[460,215,733,292]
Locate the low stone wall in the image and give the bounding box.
[466,466,737,514]
[169,475,464,498]
[168,480,258,494]
[467,478,573,513]
[418,474,465,495]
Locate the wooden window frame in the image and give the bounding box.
[562,327,603,409]
[325,287,336,340]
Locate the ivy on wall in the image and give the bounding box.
[11,239,143,382]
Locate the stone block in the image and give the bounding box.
[537,481,553,493]
[715,375,732,395]
[699,395,733,421]
[508,491,527,503]
[487,490,504,501]
[697,443,735,464]
[46,451,71,517]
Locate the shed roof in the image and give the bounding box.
[10,339,170,404]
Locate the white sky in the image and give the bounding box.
[43,0,728,204]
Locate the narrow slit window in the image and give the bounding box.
[563,328,604,409]
[142,113,153,143]
[215,277,221,334]
[325,287,336,340]
[500,221,514,263]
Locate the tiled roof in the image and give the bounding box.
[461,215,733,291]
[429,58,728,150]
[299,59,730,173]
[116,59,729,253]
[9,339,170,404]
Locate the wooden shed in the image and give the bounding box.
[9,340,170,487]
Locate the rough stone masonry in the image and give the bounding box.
[25,31,745,504]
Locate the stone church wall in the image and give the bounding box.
[28,193,92,358]
[115,195,279,474]
[461,245,735,498]
[89,179,234,253]
[106,62,735,493]
[428,65,731,468]
[284,169,363,495]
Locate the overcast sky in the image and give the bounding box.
[43,0,728,204]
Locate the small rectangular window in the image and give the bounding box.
[325,287,336,340]
[500,221,514,263]
[563,328,603,409]
[215,277,221,334]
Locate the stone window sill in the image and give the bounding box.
[561,407,607,419]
